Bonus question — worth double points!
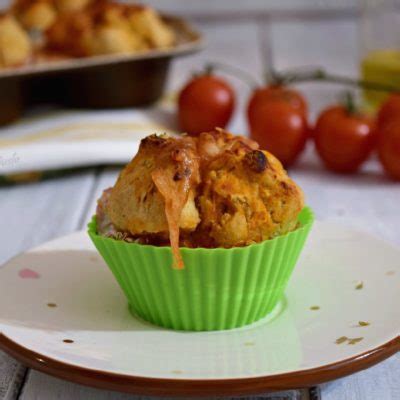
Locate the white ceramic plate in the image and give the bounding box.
[0,222,399,396]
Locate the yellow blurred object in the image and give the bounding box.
[0,14,32,67]
[359,0,400,113]
[361,49,400,113]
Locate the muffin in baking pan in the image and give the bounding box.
[2,0,176,68]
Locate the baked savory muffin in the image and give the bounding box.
[89,129,313,331]
[12,0,93,31]
[0,13,32,67]
[1,0,176,69]
[128,6,175,48]
[12,0,57,31]
[45,0,173,57]
[44,10,91,56]
[97,129,304,267]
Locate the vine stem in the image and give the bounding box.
[205,61,260,89]
[203,63,400,94]
[276,68,400,93]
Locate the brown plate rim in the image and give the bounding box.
[0,332,399,397]
[0,15,204,80]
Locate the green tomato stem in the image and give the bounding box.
[342,91,357,115]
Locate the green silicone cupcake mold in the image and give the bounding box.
[88,207,314,331]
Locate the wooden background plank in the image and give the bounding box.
[0,353,25,400]
[19,372,304,400]
[323,353,400,400]
[0,172,96,264]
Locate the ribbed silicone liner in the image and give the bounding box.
[88,207,314,331]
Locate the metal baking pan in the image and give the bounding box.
[0,15,203,126]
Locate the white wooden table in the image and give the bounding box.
[0,14,399,400]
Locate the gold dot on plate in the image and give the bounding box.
[386,271,396,276]
[355,282,364,290]
[310,306,320,311]
[171,370,183,374]
[358,321,370,327]
[244,341,255,346]
[348,337,363,345]
[63,339,74,344]
[335,336,348,345]
[47,303,57,308]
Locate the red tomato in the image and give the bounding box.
[314,106,376,173]
[377,93,400,127]
[178,74,235,136]
[249,100,308,167]
[248,85,308,121]
[377,118,400,180]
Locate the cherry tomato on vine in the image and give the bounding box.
[178,74,235,136]
[248,85,308,120]
[248,99,308,167]
[314,106,376,173]
[377,118,400,180]
[377,93,400,127]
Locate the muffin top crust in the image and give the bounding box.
[97,129,304,268]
